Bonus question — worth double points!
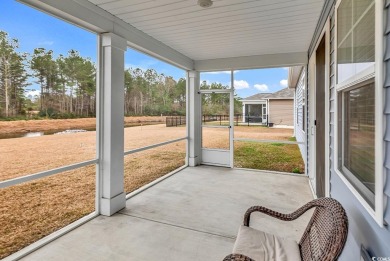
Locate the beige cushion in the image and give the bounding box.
[232,225,301,261]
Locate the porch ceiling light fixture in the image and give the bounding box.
[198,0,213,8]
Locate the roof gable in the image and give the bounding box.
[242,88,294,101]
[267,87,294,99]
[242,93,271,101]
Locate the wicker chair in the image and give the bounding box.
[224,198,348,261]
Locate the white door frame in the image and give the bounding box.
[199,87,234,168]
[308,19,331,198]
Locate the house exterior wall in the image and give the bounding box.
[268,99,294,126]
[329,8,336,203]
[306,2,390,259]
[294,69,306,163]
[382,0,390,228]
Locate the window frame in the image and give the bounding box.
[339,79,376,207]
[334,0,384,226]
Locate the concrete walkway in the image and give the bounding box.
[21,166,313,261]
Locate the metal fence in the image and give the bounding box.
[166,116,186,127]
[202,114,230,124]
[166,115,269,127]
[202,114,268,126]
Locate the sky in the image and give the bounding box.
[0,0,288,99]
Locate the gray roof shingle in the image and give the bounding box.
[267,87,294,99]
[242,88,294,101]
[242,93,271,100]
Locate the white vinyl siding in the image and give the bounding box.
[383,0,390,225]
[329,10,337,198]
[295,69,306,162]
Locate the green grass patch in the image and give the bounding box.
[234,141,305,174]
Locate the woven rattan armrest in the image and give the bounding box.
[243,202,321,227]
[223,253,255,261]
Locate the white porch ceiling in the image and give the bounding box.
[20,0,325,70]
[88,0,325,61]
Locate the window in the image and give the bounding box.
[338,80,375,207]
[336,0,380,216]
[337,0,375,84]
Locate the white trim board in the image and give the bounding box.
[325,18,331,198]
[306,20,331,198]
[194,52,308,71]
[0,159,98,189]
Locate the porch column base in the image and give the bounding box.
[189,156,201,167]
[100,192,126,216]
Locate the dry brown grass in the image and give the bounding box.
[0,142,186,259]
[124,142,186,193]
[0,124,186,181]
[0,116,166,135]
[0,121,298,259]
[0,166,95,259]
[0,122,186,259]
[202,125,294,150]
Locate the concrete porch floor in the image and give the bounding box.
[21,166,313,261]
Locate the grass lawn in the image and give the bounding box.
[234,141,305,174]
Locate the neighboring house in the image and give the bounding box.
[241,93,269,124]
[241,87,294,126]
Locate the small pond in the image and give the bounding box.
[0,129,92,140]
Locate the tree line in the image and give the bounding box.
[0,31,97,118]
[200,81,242,115]
[0,31,241,119]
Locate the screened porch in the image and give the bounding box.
[0,0,328,259]
[18,166,313,261]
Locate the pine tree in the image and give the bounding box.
[30,48,58,115]
[0,31,29,117]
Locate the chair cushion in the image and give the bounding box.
[232,225,301,261]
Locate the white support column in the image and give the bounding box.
[97,33,127,216]
[230,70,234,168]
[242,103,246,123]
[187,71,201,166]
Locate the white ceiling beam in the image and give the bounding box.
[288,66,304,89]
[17,0,194,70]
[194,52,308,71]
